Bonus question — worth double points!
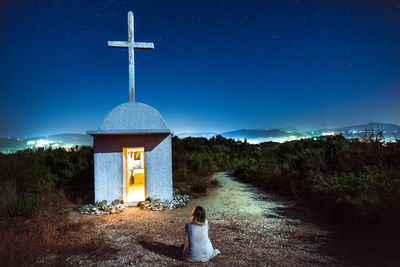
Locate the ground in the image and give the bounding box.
[41,172,400,266]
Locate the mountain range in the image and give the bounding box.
[1,122,399,153]
[177,122,400,143]
[0,134,93,154]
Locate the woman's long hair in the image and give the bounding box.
[190,206,206,226]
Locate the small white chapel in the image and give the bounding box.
[87,12,172,205]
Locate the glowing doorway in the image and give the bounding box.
[124,147,145,202]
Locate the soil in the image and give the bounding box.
[41,172,400,266]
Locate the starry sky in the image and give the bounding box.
[1,0,400,138]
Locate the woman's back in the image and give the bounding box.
[183,220,220,262]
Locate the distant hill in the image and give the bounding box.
[30,134,93,146]
[176,132,218,139]
[220,129,307,143]
[318,122,400,140]
[0,137,27,153]
[0,134,93,154]
[175,128,306,142]
[222,129,303,139]
[177,123,400,143]
[1,122,399,153]
[338,122,400,133]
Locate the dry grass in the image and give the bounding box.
[0,197,86,266]
[2,173,399,266]
[0,206,120,266]
[0,212,60,266]
[227,218,241,233]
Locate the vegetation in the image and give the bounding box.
[171,135,253,194]
[0,146,93,218]
[233,135,400,235]
[173,133,400,235]
[1,135,399,236]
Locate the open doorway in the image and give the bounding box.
[123,147,145,203]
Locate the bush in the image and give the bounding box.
[190,184,207,194]
[172,135,247,192]
[0,146,93,218]
[16,165,57,194]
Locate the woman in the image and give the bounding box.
[183,206,220,262]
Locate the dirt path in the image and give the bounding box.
[50,172,399,266]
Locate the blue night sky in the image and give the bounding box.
[1,0,400,138]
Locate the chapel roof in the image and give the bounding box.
[87,102,170,135]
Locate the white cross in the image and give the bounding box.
[108,11,154,103]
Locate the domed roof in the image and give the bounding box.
[87,102,170,135]
[100,102,167,130]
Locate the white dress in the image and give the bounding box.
[183,219,220,262]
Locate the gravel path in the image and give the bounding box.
[51,172,399,266]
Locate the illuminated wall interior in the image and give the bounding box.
[124,147,145,202]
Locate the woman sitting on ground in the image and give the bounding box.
[183,206,220,262]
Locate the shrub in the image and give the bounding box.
[16,165,57,194]
[190,184,207,194]
[0,146,93,218]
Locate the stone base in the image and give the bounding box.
[126,201,140,207]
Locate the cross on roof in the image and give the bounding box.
[108,11,154,103]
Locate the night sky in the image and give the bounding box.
[1,0,400,138]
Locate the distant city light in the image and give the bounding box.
[321,131,336,136]
[24,139,75,150]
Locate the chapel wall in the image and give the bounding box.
[94,152,123,202]
[145,135,173,201]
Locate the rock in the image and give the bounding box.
[140,194,191,211]
[79,199,128,216]
[99,200,108,207]
[112,199,121,206]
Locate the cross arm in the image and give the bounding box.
[108,41,130,48]
[133,42,154,49]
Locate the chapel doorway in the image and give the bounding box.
[124,147,145,202]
